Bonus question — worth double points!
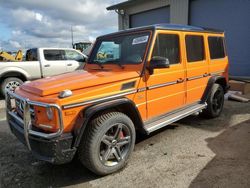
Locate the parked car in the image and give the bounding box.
[5,24,229,175]
[0,48,87,96]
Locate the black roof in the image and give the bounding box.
[98,24,224,39]
[153,24,223,33]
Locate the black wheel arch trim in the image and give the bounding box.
[73,97,145,148]
[201,75,229,103]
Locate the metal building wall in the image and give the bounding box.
[170,0,189,24]
[189,0,250,77]
[118,0,170,30]
[130,6,170,28]
[111,0,250,76]
[118,0,189,30]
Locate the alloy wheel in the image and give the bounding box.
[5,81,21,92]
[99,123,132,167]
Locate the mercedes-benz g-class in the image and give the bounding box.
[6,24,229,175]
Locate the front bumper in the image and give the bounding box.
[9,118,76,164]
[5,90,76,164]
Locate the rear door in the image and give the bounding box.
[146,30,186,119]
[41,49,67,77]
[184,33,209,104]
[207,34,228,78]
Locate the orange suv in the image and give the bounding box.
[6,24,229,175]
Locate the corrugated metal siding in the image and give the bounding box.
[130,6,170,28]
[170,0,189,24]
[189,0,250,77]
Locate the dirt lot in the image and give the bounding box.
[0,100,250,188]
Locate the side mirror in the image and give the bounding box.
[148,56,170,74]
[78,57,87,63]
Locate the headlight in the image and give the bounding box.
[46,107,53,120]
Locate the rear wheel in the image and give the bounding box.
[0,77,23,96]
[78,112,136,175]
[200,84,224,118]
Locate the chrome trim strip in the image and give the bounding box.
[187,75,204,81]
[146,103,207,133]
[148,81,177,90]
[211,70,224,76]
[137,87,147,92]
[63,89,137,109]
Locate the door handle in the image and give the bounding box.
[44,64,50,67]
[203,73,209,77]
[177,78,184,83]
[67,63,73,66]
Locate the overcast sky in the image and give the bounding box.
[0,0,123,51]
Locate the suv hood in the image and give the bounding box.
[20,70,139,96]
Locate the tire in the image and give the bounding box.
[0,77,23,96]
[78,112,136,175]
[200,84,224,118]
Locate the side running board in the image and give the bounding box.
[144,103,207,134]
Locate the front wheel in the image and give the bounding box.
[200,84,224,118]
[78,112,136,175]
[1,77,23,96]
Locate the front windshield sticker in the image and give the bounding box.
[132,36,149,45]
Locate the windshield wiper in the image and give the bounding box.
[92,60,104,69]
[103,60,125,69]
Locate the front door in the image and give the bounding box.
[146,31,186,120]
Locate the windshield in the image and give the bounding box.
[88,32,150,65]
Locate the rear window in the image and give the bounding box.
[44,50,65,61]
[208,37,225,59]
[185,35,204,62]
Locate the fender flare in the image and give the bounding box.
[73,97,144,147]
[201,75,229,103]
[0,68,30,81]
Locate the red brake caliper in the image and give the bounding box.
[119,131,124,139]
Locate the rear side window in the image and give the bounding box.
[208,37,225,59]
[152,34,180,65]
[44,50,65,61]
[26,49,38,61]
[185,35,204,62]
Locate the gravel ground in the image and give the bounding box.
[0,99,5,111]
[0,100,250,188]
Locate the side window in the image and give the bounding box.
[185,35,204,62]
[44,50,65,61]
[26,49,38,61]
[65,50,85,62]
[208,37,225,59]
[152,34,180,65]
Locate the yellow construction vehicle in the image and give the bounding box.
[73,42,92,52]
[0,50,23,62]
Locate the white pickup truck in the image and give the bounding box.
[0,48,87,96]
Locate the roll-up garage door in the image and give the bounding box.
[189,0,250,77]
[130,6,170,28]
